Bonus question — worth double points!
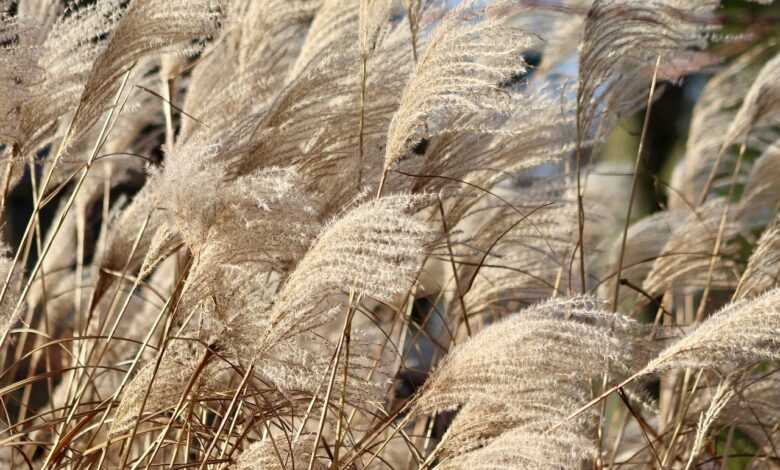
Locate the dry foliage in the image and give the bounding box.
[0,0,779,469]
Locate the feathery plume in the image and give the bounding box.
[737,216,780,299]
[458,181,608,316]
[235,435,325,470]
[179,0,320,142]
[257,194,436,351]
[434,424,597,470]
[289,0,359,79]
[383,1,538,175]
[359,0,393,60]
[403,86,579,197]
[724,52,780,147]
[0,0,118,160]
[643,198,740,298]
[162,164,320,265]
[91,175,163,305]
[715,374,780,455]
[402,0,423,60]
[642,287,780,373]
[737,141,780,228]
[69,0,224,144]
[17,0,63,39]
[601,210,686,309]
[6,0,780,466]
[111,341,228,435]
[416,296,646,467]
[577,0,717,140]
[138,223,181,279]
[668,47,771,209]
[684,380,734,470]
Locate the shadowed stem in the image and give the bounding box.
[198,360,254,470]
[695,139,748,322]
[612,54,662,312]
[43,210,154,467]
[437,196,471,337]
[85,268,184,461]
[113,259,193,469]
[0,67,135,353]
[138,345,216,470]
[0,149,15,216]
[358,56,368,190]
[406,3,419,63]
[308,291,358,470]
